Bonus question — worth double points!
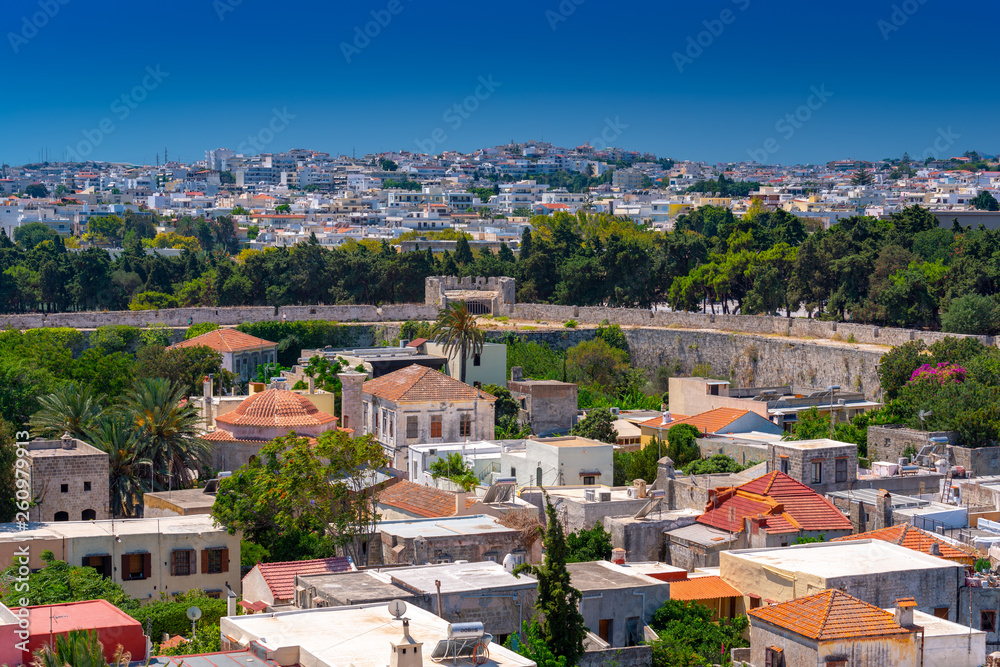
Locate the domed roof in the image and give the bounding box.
[215,389,338,428]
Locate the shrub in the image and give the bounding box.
[564,319,578,328]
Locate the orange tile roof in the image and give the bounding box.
[251,556,355,602]
[202,429,270,443]
[363,364,497,404]
[748,589,914,641]
[215,389,338,428]
[698,471,852,534]
[640,408,749,434]
[831,524,976,563]
[169,328,276,353]
[669,576,742,601]
[378,479,458,518]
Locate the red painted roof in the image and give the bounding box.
[749,589,913,641]
[18,599,142,632]
[697,471,851,534]
[215,389,338,428]
[251,556,356,602]
[169,328,276,353]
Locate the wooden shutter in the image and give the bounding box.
[120,554,128,579]
[143,553,152,579]
[221,548,229,573]
[201,550,209,574]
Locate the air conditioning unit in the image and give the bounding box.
[584,489,596,502]
[609,407,621,416]
[626,487,637,499]
[599,492,612,502]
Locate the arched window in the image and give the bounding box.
[82,509,96,521]
[54,511,69,521]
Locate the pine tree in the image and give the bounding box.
[515,491,587,665]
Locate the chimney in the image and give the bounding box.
[389,619,423,667]
[611,548,626,565]
[929,542,941,556]
[60,432,75,450]
[454,491,470,515]
[660,410,672,427]
[876,489,892,529]
[510,366,523,382]
[338,371,366,437]
[894,598,916,627]
[634,479,647,499]
[308,376,315,394]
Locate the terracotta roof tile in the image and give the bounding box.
[363,364,497,403]
[251,556,355,602]
[831,524,976,563]
[378,479,458,518]
[169,328,276,353]
[640,408,748,433]
[670,576,742,601]
[215,389,338,428]
[697,471,852,534]
[749,589,914,641]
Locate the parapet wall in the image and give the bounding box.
[508,304,994,349]
[0,303,439,330]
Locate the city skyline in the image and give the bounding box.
[3,0,998,166]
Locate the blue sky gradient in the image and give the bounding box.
[2,0,996,165]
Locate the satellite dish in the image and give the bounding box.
[186,606,202,622]
[387,599,407,619]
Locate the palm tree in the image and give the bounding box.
[86,415,150,518]
[430,301,485,384]
[30,382,105,439]
[32,629,130,667]
[120,378,210,494]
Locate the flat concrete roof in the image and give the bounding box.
[536,486,638,503]
[386,560,536,594]
[144,488,216,510]
[377,514,514,539]
[666,522,739,547]
[772,438,856,451]
[724,540,964,578]
[27,439,105,458]
[221,601,534,667]
[299,570,404,605]
[149,652,275,667]
[529,436,609,448]
[0,514,224,541]
[567,560,665,591]
[890,609,987,639]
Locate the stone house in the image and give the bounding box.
[766,438,858,494]
[746,590,919,667]
[168,328,277,383]
[377,514,537,566]
[356,364,497,469]
[0,515,241,600]
[27,435,109,522]
[507,372,578,436]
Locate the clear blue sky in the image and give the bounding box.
[3,0,996,166]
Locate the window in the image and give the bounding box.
[510,467,516,478]
[83,554,111,578]
[54,511,68,521]
[124,553,151,580]
[202,548,229,574]
[983,611,997,633]
[583,476,595,485]
[835,458,848,483]
[84,481,92,491]
[431,415,443,438]
[764,646,784,667]
[342,415,349,429]
[406,416,418,439]
[811,461,823,484]
[598,619,613,643]
[388,412,394,439]
[473,354,481,367]
[934,607,950,620]
[81,509,96,521]
[459,413,472,438]
[779,458,789,475]
[60,484,68,493]
[171,549,194,576]
[483,552,499,563]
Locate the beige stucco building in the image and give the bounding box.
[27,435,109,522]
[0,515,241,601]
[355,364,496,469]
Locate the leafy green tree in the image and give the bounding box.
[135,344,232,396]
[131,590,227,647]
[682,454,750,475]
[851,167,874,186]
[514,492,587,665]
[30,382,105,439]
[666,424,701,468]
[120,377,210,493]
[483,383,528,438]
[2,550,138,613]
[565,523,612,562]
[454,234,475,265]
[430,452,478,491]
[595,319,628,352]
[431,301,485,384]
[13,221,58,249]
[212,431,389,566]
[571,407,617,444]
[649,599,748,667]
[942,293,1000,334]
[507,620,568,667]
[0,421,17,523]
[25,183,48,198]
[971,190,1000,211]
[613,439,661,485]
[565,338,629,394]
[784,406,831,441]
[185,321,221,339]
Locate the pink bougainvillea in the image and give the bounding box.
[909,362,967,384]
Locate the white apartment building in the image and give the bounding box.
[495,180,548,213]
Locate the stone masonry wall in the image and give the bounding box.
[28,441,110,522]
